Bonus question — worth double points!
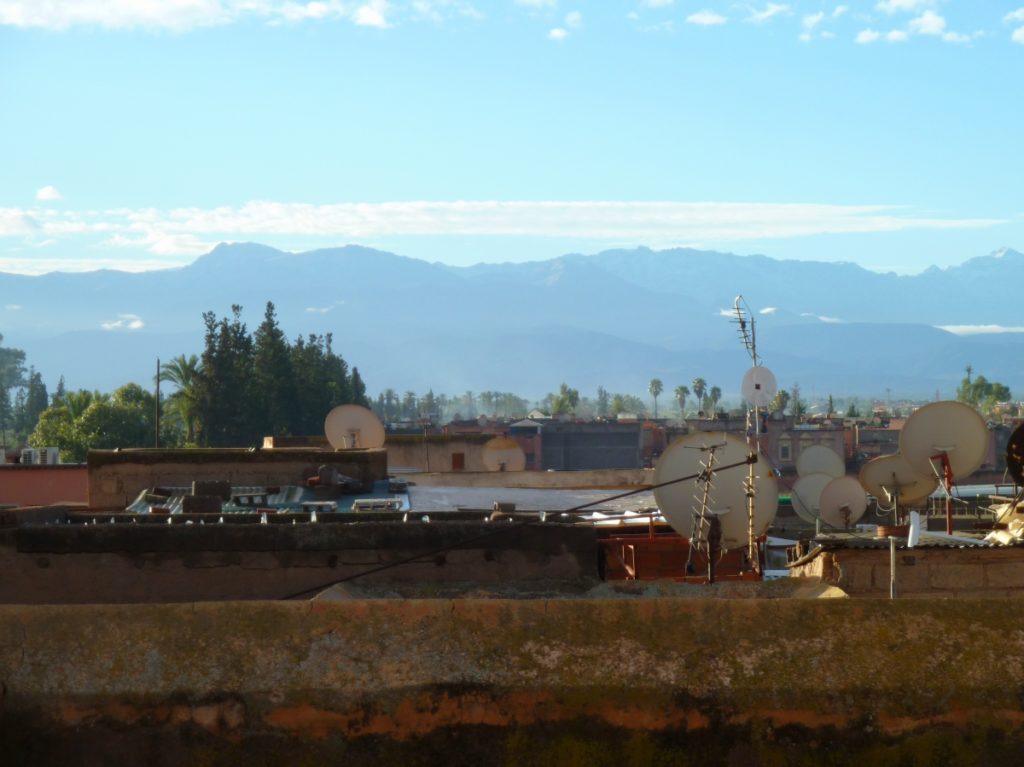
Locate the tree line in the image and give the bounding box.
[19,303,369,460]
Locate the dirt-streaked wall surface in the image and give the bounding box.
[5,598,1024,765]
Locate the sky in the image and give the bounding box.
[1,0,1022,276]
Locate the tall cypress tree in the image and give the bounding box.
[252,302,296,437]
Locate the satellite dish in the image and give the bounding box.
[818,475,868,528]
[791,473,832,523]
[324,405,386,449]
[481,436,526,472]
[741,366,777,409]
[796,444,845,479]
[1007,422,1024,486]
[899,401,988,481]
[858,453,938,508]
[653,432,778,550]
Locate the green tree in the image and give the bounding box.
[15,367,49,439]
[691,377,707,415]
[709,385,722,414]
[550,383,580,416]
[159,355,202,444]
[196,305,256,446]
[846,402,860,418]
[29,406,83,460]
[648,378,663,418]
[956,365,1012,415]
[596,386,610,418]
[770,388,790,414]
[252,302,295,438]
[674,385,689,419]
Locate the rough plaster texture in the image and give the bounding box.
[0,465,88,506]
[86,448,387,509]
[4,598,1024,764]
[405,468,650,489]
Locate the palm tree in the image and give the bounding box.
[691,377,707,415]
[648,378,663,418]
[159,354,202,443]
[674,385,689,419]
[709,385,722,414]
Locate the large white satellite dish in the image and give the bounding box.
[791,472,832,523]
[481,436,526,472]
[653,432,777,550]
[796,444,845,479]
[819,475,868,528]
[324,405,386,449]
[858,454,938,508]
[899,401,988,481]
[741,366,778,409]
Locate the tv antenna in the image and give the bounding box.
[733,295,760,367]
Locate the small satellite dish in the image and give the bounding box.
[818,475,868,528]
[1006,422,1024,486]
[858,454,937,507]
[653,432,778,550]
[481,436,526,472]
[740,366,778,409]
[796,444,845,479]
[791,472,832,523]
[899,401,988,481]
[324,405,386,449]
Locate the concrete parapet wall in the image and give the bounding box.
[792,545,1024,597]
[0,522,597,604]
[406,468,650,489]
[5,598,1024,764]
[87,448,387,509]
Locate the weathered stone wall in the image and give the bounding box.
[5,598,1024,765]
[87,448,387,509]
[0,521,598,604]
[790,545,1024,597]
[384,434,495,473]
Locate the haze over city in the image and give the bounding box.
[1,0,1022,276]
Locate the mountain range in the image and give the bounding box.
[2,243,1023,402]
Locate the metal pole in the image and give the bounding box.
[889,535,897,599]
[155,357,160,448]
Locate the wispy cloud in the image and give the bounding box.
[908,10,944,36]
[856,28,881,43]
[35,185,62,201]
[1004,9,1024,43]
[876,0,932,13]
[744,3,788,24]
[5,304,22,311]
[548,26,567,40]
[687,10,727,26]
[101,314,145,331]
[759,307,777,315]
[937,324,1024,336]
[0,0,395,31]
[0,200,1007,274]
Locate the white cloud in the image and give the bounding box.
[0,201,1006,275]
[548,26,567,39]
[802,11,824,30]
[941,31,972,44]
[759,307,777,315]
[101,314,145,331]
[876,0,931,14]
[687,10,726,26]
[642,0,674,6]
[856,28,880,43]
[352,0,389,27]
[1014,26,1024,44]
[515,0,556,6]
[565,11,581,28]
[36,185,62,201]
[745,3,788,23]
[937,324,1024,336]
[832,5,848,18]
[5,304,22,310]
[0,1,393,31]
[909,10,944,36]
[886,29,907,42]
[1005,10,1024,23]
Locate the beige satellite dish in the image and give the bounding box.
[653,432,778,550]
[819,475,868,528]
[791,472,832,523]
[481,436,526,472]
[741,365,777,409]
[858,453,937,508]
[899,401,988,481]
[324,405,386,449]
[796,444,845,479]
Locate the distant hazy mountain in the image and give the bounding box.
[2,243,1023,400]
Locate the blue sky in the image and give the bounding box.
[1,0,1022,275]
